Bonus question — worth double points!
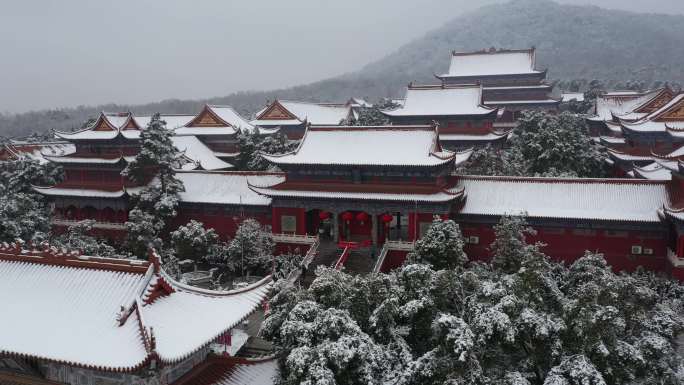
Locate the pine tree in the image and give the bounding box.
[122,114,184,255]
[408,217,467,270]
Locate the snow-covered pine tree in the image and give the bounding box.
[170,220,220,262]
[226,218,275,275]
[122,114,184,255]
[408,217,467,269]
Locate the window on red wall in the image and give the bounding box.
[604,230,628,238]
[572,229,596,236]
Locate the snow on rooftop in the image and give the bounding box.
[383,85,495,117]
[249,184,464,203]
[458,176,668,222]
[442,48,539,78]
[214,359,279,385]
[262,126,455,167]
[0,259,149,369]
[142,273,271,363]
[177,172,284,206]
[252,100,350,126]
[0,247,272,370]
[171,136,233,171]
[593,89,668,122]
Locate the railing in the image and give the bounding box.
[284,236,320,286]
[272,233,319,245]
[52,219,126,230]
[334,246,351,270]
[667,248,684,268]
[372,241,415,273]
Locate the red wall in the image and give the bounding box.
[172,209,271,240]
[271,207,306,235]
[379,249,409,273]
[460,223,670,274]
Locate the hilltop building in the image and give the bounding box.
[0,245,275,385]
[435,47,560,119]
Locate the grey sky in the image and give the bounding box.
[1,0,682,114]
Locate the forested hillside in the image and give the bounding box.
[2,0,684,138]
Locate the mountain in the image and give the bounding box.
[2,0,684,138]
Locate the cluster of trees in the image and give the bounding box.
[235,129,298,171]
[262,216,684,385]
[460,111,608,178]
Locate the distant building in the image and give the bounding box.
[435,47,560,119]
[586,87,684,178]
[250,100,354,140]
[34,105,254,237]
[382,84,507,149]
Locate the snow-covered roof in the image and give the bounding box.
[439,48,540,78]
[457,176,668,222]
[591,88,673,122]
[439,132,509,142]
[2,142,75,164]
[249,181,465,203]
[619,94,684,134]
[632,161,675,181]
[383,84,496,117]
[561,93,585,102]
[483,99,559,106]
[0,245,271,371]
[55,106,251,141]
[176,172,284,206]
[262,126,457,167]
[173,357,279,385]
[171,136,233,171]
[33,185,132,198]
[607,148,654,162]
[212,358,279,385]
[251,100,351,127]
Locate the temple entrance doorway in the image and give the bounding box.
[339,210,372,246]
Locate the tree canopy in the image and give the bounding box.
[262,216,684,385]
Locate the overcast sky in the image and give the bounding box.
[1,0,682,114]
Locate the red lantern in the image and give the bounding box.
[341,212,353,222]
[356,212,369,222]
[319,211,330,220]
[381,214,393,223]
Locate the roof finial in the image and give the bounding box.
[148,248,162,273]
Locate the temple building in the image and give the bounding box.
[34,120,684,281]
[249,125,472,245]
[0,244,274,385]
[33,105,255,235]
[250,100,354,140]
[588,87,676,138]
[0,140,74,163]
[601,92,684,176]
[382,84,508,148]
[435,47,560,120]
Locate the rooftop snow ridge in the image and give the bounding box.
[0,241,150,273]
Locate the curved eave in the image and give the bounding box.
[435,70,544,80]
[248,184,465,204]
[33,186,129,198]
[42,155,126,165]
[54,130,121,141]
[150,270,273,365]
[259,156,456,169]
[382,108,498,118]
